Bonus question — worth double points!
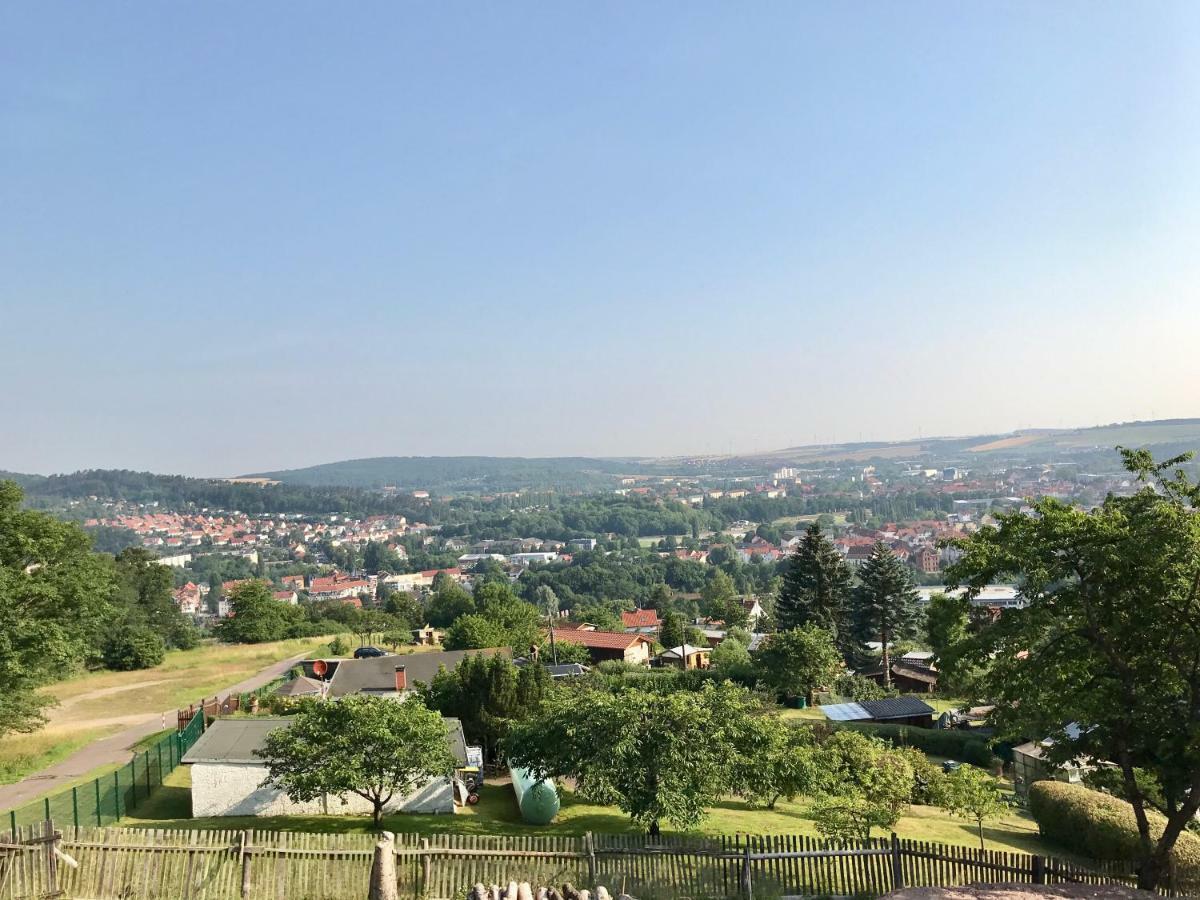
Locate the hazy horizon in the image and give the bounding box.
[5,416,1200,479]
[4,3,1200,475]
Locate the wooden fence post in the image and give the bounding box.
[370,832,399,900]
[740,844,753,900]
[421,837,431,896]
[1031,855,1045,885]
[240,830,252,899]
[584,831,597,886]
[890,833,905,890]
[42,821,57,897]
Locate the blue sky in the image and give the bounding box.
[2,2,1199,475]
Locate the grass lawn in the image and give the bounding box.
[123,769,1052,856]
[770,513,849,528]
[0,636,336,786]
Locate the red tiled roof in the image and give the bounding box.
[621,609,661,628]
[552,629,651,650]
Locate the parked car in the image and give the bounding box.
[941,759,962,773]
[353,646,386,659]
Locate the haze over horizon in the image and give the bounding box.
[4,3,1200,476]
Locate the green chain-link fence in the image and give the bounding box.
[5,709,204,833]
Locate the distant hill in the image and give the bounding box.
[247,456,648,493]
[250,419,1200,491]
[741,418,1200,468]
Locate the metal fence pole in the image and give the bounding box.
[144,749,152,797]
[157,740,164,783]
[72,787,79,829]
[114,769,121,820]
[43,797,50,823]
[95,778,102,826]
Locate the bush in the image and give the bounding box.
[328,634,351,656]
[103,626,166,670]
[832,721,996,768]
[835,674,894,701]
[1028,781,1200,871]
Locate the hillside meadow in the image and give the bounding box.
[0,636,336,785]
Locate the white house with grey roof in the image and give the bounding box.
[181,716,467,817]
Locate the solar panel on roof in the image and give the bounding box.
[819,702,870,722]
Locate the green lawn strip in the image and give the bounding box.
[122,770,1053,856]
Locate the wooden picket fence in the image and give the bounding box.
[0,822,1191,900]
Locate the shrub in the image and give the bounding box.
[835,674,893,701]
[328,634,351,656]
[1028,781,1200,871]
[835,721,996,768]
[102,625,166,670]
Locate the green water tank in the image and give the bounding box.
[510,765,560,825]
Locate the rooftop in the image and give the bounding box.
[182,715,468,765]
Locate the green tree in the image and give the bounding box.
[710,635,754,682]
[505,682,762,834]
[329,634,351,656]
[945,448,1200,889]
[217,580,292,643]
[384,590,424,624]
[533,584,559,617]
[850,542,921,685]
[777,524,851,646]
[938,765,1006,849]
[425,581,475,628]
[444,614,508,650]
[258,694,456,828]
[0,482,118,736]
[754,625,842,705]
[701,569,745,627]
[813,730,916,840]
[113,547,195,649]
[924,591,975,692]
[732,717,820,809]
[381,629,411,651]
[659,610,688,650]
[101,624,166,671]
[421,653,552,761]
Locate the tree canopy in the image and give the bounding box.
[0,482,119,736]
[257,694,456,828]
[777,524,851,645]
[505,682,764,834]
[945,448,1200,889]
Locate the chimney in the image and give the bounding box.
[394,666,407,693]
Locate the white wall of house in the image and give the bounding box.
[189,762,455,817]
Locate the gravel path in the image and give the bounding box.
[0,650,310,812]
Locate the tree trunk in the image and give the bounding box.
[881,625,891,688]
[372,801,384,831]
[977,820,984,851]
[648,820,660,837]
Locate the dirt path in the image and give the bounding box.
[0,650,311,813]
[51,679,172,714]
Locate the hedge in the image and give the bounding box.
[832,721,996,768]
[1028,781,1200,872]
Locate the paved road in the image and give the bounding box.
[0,650,311,812]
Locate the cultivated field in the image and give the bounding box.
[0,636,336,785]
